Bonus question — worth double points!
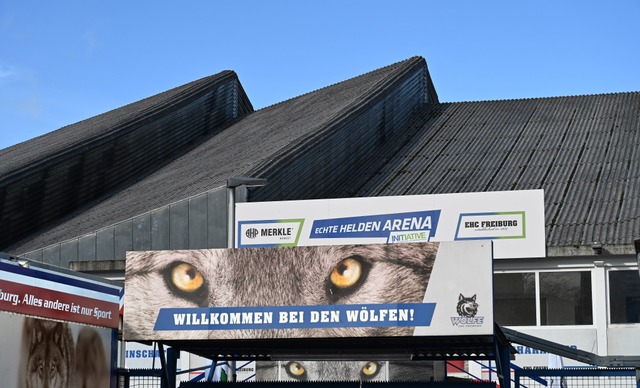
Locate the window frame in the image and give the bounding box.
[607,268,640,326]
[494,268,596,328]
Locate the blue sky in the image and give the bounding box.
[1,1,639,150]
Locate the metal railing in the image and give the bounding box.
[447,361,639,388]
[513,366,638,388]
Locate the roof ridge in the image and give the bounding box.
[254,57,424,112]
[2,70,236,150]
[444,90,640,104]
[248,57,427,178]
[0,71,239,177]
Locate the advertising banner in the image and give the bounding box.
[0,260,120,329]
[235,190,545,259]
[123,241,493,341]
[0,259,119,388]
[256,360,438,382]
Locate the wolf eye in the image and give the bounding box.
[330,257,362,289]
[163,262,208,304]
[170,263,204,293]
[284,361,307,380]
[327,256,369,301]
[361,361,381,379]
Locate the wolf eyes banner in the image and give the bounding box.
[123,241,493,341]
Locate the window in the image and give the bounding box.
[495,270,595,327]
[540,271,592,325]
[494,273,536,326]
[609,270,640,324]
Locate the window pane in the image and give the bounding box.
[540,271,592,325]
[494,273,536,326]
[609,270,640,324]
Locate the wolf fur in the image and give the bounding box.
[255,360,436,381]
[124,243,438,340]
[18,318,74,388]
[256,360,386,381]
[74,327,109,388]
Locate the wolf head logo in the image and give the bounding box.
[456,294,478,318]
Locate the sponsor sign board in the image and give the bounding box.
[123,241,493,341]
[0,260,120,328]
[235,190,545,259]
[0,259,119,387]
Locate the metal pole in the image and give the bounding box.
[227,185,237,382]
[494,339,512,388]
[166,347,177,388]
[225,177,266,383]
[227,185,236,249]
[206,359,218,382]
[158,342,169,388]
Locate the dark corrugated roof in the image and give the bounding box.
[4,56,640,255]
[0,70,252,249]
[5,57,427,253]
[0,71,245,175]
[356,93,640,247]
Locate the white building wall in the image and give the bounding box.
[494,254,639,368]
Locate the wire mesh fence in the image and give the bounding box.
[118,369,164,388]
[115,367,639,388]
[514,367,638,388]
[518,376,636,387]
[118,375,162,388]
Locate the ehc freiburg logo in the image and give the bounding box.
[245,228,259,239]
[451,294,484,326]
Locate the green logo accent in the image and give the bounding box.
[277,219,305,247]
[496,211,525,239]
